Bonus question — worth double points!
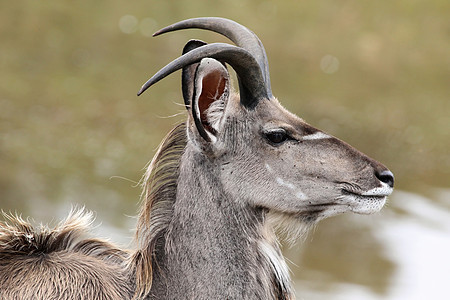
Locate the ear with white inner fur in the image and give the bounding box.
[190,58,230,142]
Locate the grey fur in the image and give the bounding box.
[0,17,394,300]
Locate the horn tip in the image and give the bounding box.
[137,77,156,96]
[137,87,146,96]
[153,27,169,37]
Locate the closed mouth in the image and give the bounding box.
[342,189,388,199]
[340,188,391,215]
[342,181,394,198]
[285,186,393,221]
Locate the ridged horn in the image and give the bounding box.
[137,43,268,109]
[153,17,272,98]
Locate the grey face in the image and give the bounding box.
[213,97,393,223]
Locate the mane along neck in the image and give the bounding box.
[133,122,187,298]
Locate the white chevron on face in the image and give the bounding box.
[302,132,331,140]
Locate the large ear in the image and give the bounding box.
[190,58,230,142]
[181,39,207,107]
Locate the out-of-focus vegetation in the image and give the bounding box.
[0,0,449,297]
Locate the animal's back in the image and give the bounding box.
[0,208,134,300]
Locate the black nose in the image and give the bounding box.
[376,170,394,188]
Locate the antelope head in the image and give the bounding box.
[138,17,394,230]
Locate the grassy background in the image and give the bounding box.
[1,0,449,296]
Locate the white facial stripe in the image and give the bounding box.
[302,132,331,140]
[295,191,308,200]
[276,177,309,200]
[276,177,295,190]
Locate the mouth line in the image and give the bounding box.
[341,189,388,199]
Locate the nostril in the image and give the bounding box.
[376,170,394,188]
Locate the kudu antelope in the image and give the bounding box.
[0,17,394,300]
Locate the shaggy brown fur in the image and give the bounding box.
[0,209,133,300]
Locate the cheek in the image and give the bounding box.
[264,162,310,199]
[219,146,313,207]
[273,177,309,201]
[236,162,310,210]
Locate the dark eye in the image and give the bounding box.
[265,130,288,145]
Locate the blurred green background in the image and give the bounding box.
[1,1,449,299]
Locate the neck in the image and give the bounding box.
[148,144,293,300]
